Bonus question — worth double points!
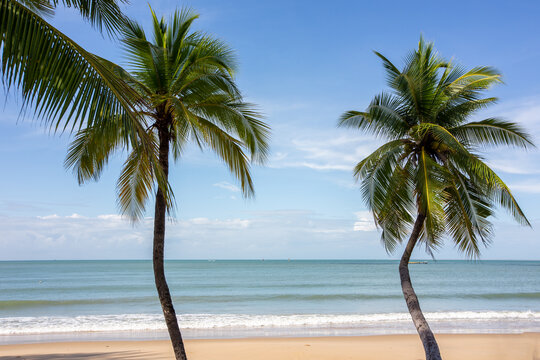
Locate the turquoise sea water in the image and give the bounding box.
[0,260,539,343]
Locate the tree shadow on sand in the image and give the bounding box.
[0,350,169,360]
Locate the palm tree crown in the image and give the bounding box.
[340,38,533,258]
[65,8,269,219]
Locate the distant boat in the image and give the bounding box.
[409,261,428,264]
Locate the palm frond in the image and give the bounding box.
[377,159,415,253]
[415,148,445,251]
[353,139,407,180]
[436,97,498,127]
[18,0,54,14]
[444,168,494,257]
[58,0,129,36]
[373,51,401,87]
[167,7,198,58]
[444,183,480,257]
[338,92,410,139]
[358,146,403,213]
[188,100,270,164]
[450,118,535,149]
[117,142,156,222]
[454,155,530,226]
[192,116,255,197]
[1,1,143,134]
[171,38,238,97]
[64,117,125,184]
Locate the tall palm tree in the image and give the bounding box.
[339,38,533,360]
[64,8,269,360]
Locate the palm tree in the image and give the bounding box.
[339,38,533,360]
[0,0,146,134]
[64,8,269,360]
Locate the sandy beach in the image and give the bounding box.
[1,333,539,360]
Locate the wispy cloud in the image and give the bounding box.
[491,96,540,135]
[2,210,538,260]
[508,180,540,194]
[353,211,377,232]
[487,159,540,175]
[213,181,241,193]
[269,129,381,172]
[265,95,540,179]
[184,217,250,229]
[0,210,376,260]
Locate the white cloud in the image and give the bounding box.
[493,96,540,134]
[97,214,127,221]
[270,130,381,172]
[0,210,377,260]
[2,210,538,260]
[213,181,241,193]
[488,159,540,175]
[282,162,352,171]
[309,228,348,234]
[264,95,540,180]
[508,180,540,194]
[353,211,377,232]
[184,217,250,229]
[271,152,288,161]
[37,214,60,220]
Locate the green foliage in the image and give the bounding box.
[17,0,129,35]
[340,37,534,258]
[64,7,270,221]
[1,0,142,135]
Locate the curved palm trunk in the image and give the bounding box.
[153,124,188,360]
[399,213,442,360]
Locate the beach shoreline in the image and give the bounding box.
[1,333,539,359]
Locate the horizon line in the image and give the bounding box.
[1,258,539,262]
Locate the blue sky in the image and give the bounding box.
[1,0,539,260]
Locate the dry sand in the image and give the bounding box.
[1,333,539,359]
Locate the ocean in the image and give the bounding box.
[0,260,539,343]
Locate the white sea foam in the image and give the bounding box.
[1,311,539,335]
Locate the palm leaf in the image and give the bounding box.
[64,117,124,184]
[117,140,157,222]
[339,92,410,139]
[415,147,445,251]
[56,0,128,36]
[450,118,535,149]
[453,155,530,226]
[192,116,255,197]
[377,159,415,253]
[1,0,143,134]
